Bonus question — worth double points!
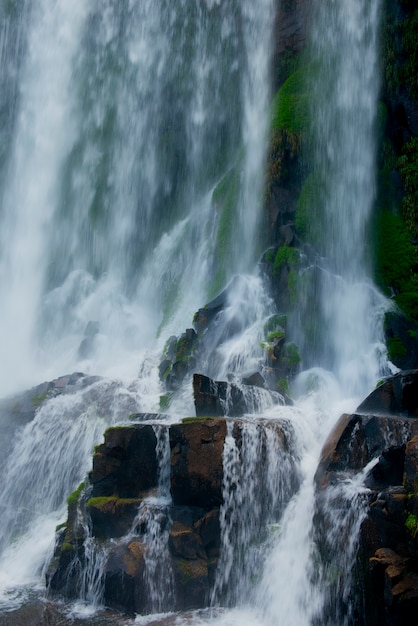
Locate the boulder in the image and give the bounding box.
[193,373,285,418]
[315,371,418,625]
[49,415,300,616]
[356,370,418,417]
[170,418,226,508]
[90,425,158,498]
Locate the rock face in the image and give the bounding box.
[193,373,286,417]
[48,416,296,615]
[315,373,418,625]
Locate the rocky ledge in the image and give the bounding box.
[47,415,297,615]
[315,370,418,625]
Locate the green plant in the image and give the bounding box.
[277,378,291,396]
[66,481,86,508]
[375,210,416,298]
[273,245,299,275]
[271,66,312,134]
[295,171,324,244]
[405,512,418,539]
[32,390,50,408]
[209,167,240,297]
[159,394,172,411]
[387,336,407,361]
[282,342,301,368]
[267,330,285,342]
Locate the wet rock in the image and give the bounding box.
[104,540,146,615]
[90,425,158,498]
[170,418,226,508]
[193,373,285,418]
[315,372,418,626]
[356,370,418,417]
[87,497,142,539]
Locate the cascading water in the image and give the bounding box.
[0,0,391,624]
[294,0,387,395]
[0,0,274,397]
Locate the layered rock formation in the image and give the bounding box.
[315,371,418,625]
[48,416,297,615]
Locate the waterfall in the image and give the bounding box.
[0,0,390,623]
[294,0,387,396]
[0,0,274,398]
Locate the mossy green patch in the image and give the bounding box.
[159,394,172,411]
[387,336,408,361]
[281,343,301,368]
[398,136,418,239]
[264,314,287,334]
[271,66,312,134]
[273,245,299,276]
[210,167,240,297]
[32,390,50,408]
[401,9,418,99]
[295,171,324,244]
[181,416,218,424]
[66,481,86,508]
[375,210,417,320]
[405,512,418,539]
[277,378,291,396]
[267,330,285,342]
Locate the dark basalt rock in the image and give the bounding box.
[193,372,285,418]
[49,415,298,615]
[356,370,418,417]
[170,418,226,509]
[91,425,158,499]
[315,371,418,625]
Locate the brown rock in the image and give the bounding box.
[91,424,158,498]
[170,418,226,508]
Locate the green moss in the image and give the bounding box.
[181,416,217,424]
[157,276,181,337]
[288,270,300,305]
[86,496,140,509]
[273,245,299,276]
[271,66,312,133]
[159,394,172,411]
[387,336,408,361]
[398,137,418,238]
[375,210,417,302]
[264,314,287,334]
[281,342,301,368]
[61,542,75,553]
[210,168,240,296]
[401,10,418,99]
[405,512,418,539]
[295,172,324,243]
[86,496,114,509]
[66,481,86,507]
[32,390,50,408]
[394,292,418,322]
[277,378,291,396]
[267,330,285,342]
[55,522,67,532]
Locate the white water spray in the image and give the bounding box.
[0,0,388,623]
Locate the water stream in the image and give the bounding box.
[0,1,388,624]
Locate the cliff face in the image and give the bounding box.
[262,0,418,370]
[315,372,418,625]
[47,417,299,615]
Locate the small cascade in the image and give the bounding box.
[133,426,174,613]
[0,0,274,397]
[293,0,386,395]
[211,419,300,607]
[311,458,380,626]
[71,496,108,612]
